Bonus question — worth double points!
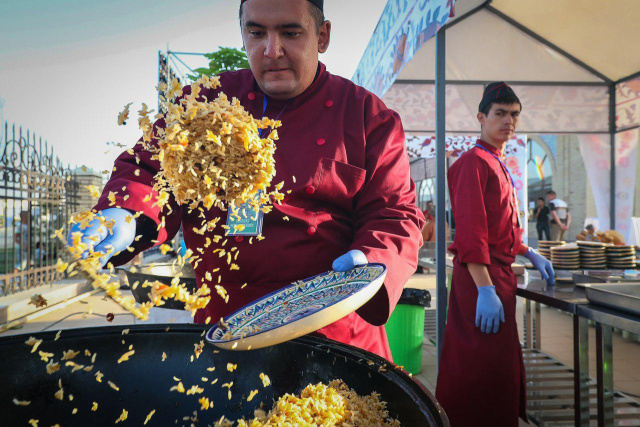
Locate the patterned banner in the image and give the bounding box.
[578,129,640,243]
[352,0,455,97]
[406,135,529,241]
[617,76,640,131]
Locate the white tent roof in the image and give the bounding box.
[380,0,640,134]
[397,0,640,83]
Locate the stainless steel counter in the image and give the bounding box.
[518,271,640,426]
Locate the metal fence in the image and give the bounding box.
[0,122,78,296]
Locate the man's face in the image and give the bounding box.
[537,199,544,208]
[241,0,331,100]
[546,194,554,202]
[478,102,521,143]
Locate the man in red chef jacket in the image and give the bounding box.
[435,83,555,426]
[69,0,424,361]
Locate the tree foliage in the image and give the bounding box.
[188,47,250,81]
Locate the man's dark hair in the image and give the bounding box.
[480,96,522,116]
[546,190,556,196]
[538,197,545,202]
[239,2,325,33]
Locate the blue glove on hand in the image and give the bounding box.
[525,247,555,286]
[332,250,368,272]
[67,208,137,267]
[476,286,505,334]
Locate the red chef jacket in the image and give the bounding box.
[94,63,425,361]
[435,140,528,426]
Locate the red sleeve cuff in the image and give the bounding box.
[458,248,491,265]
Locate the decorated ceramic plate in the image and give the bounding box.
[206,263,387,351]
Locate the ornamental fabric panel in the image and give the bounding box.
[406,135,528,241]
[383,83,609,134]
[617,76,640,131]
[352,0,455,97]
[578,129,640,243]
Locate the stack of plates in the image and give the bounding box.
[606,245,637,270]
[538,241,566,261]
[550,245,580,270]
[577,241,608,269]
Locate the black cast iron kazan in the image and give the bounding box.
[0,325,448,426]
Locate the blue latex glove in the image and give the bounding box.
[332,250,368,272]
[476,286,505,334]
[67,208,137,267]
[525,247,555,286]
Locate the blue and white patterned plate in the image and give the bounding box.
[206,263,387,350]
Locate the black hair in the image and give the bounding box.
[546,190,556,196]
[479,95,522,116]
[537,197,545,202]
[239,1,325,33]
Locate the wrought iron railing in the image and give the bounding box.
[0,122,78,296]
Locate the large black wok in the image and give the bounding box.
[1,325,448,426]
[119,263,198,310]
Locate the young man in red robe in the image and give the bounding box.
[69,0,424,361]
[435,83,555,426]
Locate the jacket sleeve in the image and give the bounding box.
[450,153,491,265]
[351,109,425,326]
[93,118,183,265]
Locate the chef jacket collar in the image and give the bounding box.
[476,139,503,158]
[252,62,329,109]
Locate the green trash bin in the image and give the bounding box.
[385,288,431,375]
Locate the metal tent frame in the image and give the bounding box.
[429,0,640,363]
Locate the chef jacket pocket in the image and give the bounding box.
[316,158,366,201]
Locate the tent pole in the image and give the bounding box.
[609,84,616,230]
[435,27,447,367]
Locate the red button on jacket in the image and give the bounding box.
[248,92,256,101]
[306,186,316,194]
[307,227,317,236]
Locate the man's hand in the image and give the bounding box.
[476,285,505,334]
[67,208,137,267]
[332,250,368,272]
[525,248,555,286]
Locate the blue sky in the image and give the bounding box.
[0,0,387,174]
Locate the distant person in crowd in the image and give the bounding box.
[546,190,571,241]
[13,211,29,272]
[34,242,46,264]
[533,197,550,240]
[423,200,435,221]
[421,203,450,243]
[577,224,597,242]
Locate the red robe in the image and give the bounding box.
[435,140,528,426]
[94,63,425,360]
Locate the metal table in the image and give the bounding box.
[517,274,592,426]
[519,272,640,426]
[576,303,640,426]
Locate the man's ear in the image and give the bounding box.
[477,112,485,126]
[318,21,331,53]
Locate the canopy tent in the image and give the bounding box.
[353,0,640,362]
